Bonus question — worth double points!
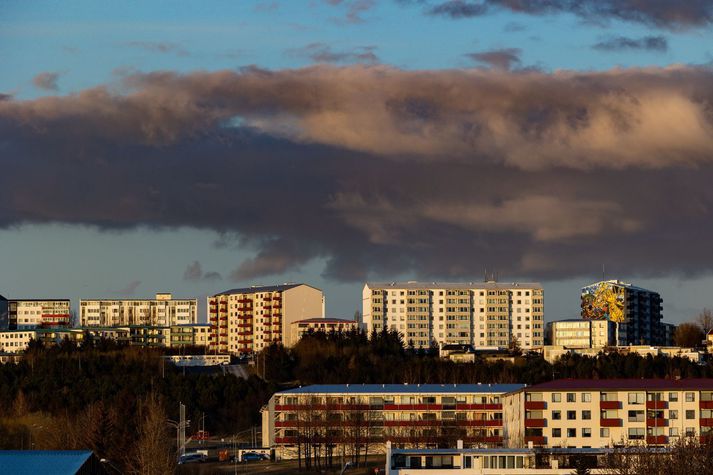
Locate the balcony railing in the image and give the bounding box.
[646,435,668,445]
[647,401,667,410]
[646,418,667,427]
[600,401,621,410]
[524,436,546,445]
[524,419,546,428]
[700,401,713,410]
[601,418,622,427]
[525,401,546,410]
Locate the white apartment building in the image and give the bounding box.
[8,299,71,329]
[546,319,615,349]
[79,293,197,327]
[362,282,544,350]
[0,330,36,353]
[208,284,325,355]
[503,379,713,448]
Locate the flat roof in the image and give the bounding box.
[392,447,670,455]
[366,281,542,290]
[214,283,319,295]
[525,378,713,391]
[280,383,524,395]
[581,280,658,294]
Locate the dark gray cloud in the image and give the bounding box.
[2,65,713,282]
[593,35,668,52]
[287,43,379,64]
[466,48,521,70]
[415,0,713,30]
[125,41,189,56]
[183,261,222,282]
[32,72,61,91]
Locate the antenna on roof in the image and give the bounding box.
[602,264,606,282]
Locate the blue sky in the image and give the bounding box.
[1,0,713,323]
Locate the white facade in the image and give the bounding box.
[362,282,544,350]
[546,319,614,349]
[0,330,36,353]
[9,299,71,329]
[79,293,197,327]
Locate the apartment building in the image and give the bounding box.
[79,293,197,327]
[503,379,713,448]
[287,317,358,346]
[0,330,36,353]
[581,280,665,346]
[262,383,523,459]
[208,284,324,355]
[546,319,615,349]
[362,282,544,350]
[8,299,71,329]
[169,323,211,348]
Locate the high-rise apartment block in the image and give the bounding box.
[79,293,197,327]
[207,284,324,355]
[8,298,71,329]
[581,280,664,346]
[362,282,544,350]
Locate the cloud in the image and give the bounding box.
[287,43,379,64]
[465,48,521,70]
[593,35,668,52]
[125,41,189,56]
[32,72,61,91]
[2,65,713,282]
[183,260,222,282]
[419,0,713,30]
[325,0,376,23]
[116,280,141,295]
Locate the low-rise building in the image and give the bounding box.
[8,299,71,329]
[262,383,523,460]
[541,345,703,364]
[503,379,713,449]
[546,319,615,349]
[287,317,358,346]
[79,293,197,327]
[169,323,211,348]
[0,330,36,353]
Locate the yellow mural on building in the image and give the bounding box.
[581,282,626,323]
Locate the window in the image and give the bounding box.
[628,428,645,440]
[582,410,591,420]
[582,428,591,438]
[628,410,645,422]
[686,427,696,437]
[686,410,695,420]
[670,428,679,437]
[670,410,678,420]
[552,428,561,437]
[552,393,561,403]
[567,393,576,403]
[582,393,591,403]
[628,393,645,405]
[567,411,576,420]
[686,392,695,403]
[567,428,576,438]
[669,392,678,402]
[601,428,610,438]
[552,411,561,420]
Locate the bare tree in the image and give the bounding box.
[127,392,175,475]
[696,308,713,335]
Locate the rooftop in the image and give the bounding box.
[365,281,542,290]
[525,378,713,391]
[0,450,95,475]
[214,283,319,296]
[293,317,356,324]
[581,280,658,294]
[280,383,524,395]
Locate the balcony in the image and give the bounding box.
[647,418,667,427]
[647,401,667,410]
[701,418,713,427]
[601,418,622,427]
[524,419,546,428]
[482,436,503,444]
[646,435,668,445]
[524,436,546,445]
[700,401,713,410]
[600,401,621,410]
[525,401,546,410]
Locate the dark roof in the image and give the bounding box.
[7,299,70,302]
[525,378,713,391]
[280,383,523,395]
[294,318,356,324]
[214,283,320,295]
[0,451,95,474]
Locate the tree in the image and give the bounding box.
[696,309,713,335]
[127,392,174,475]
[674,323,705,348]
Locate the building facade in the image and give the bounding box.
[262,383,523,459]
[362,282,544,350]
[581,280,664,346]
[207,284,325,355]
[0,330,37,353]
[546,319,615,349]
[287,317,358,346]
[8,299,71,329]
[503,379,713,449]
[79,293,197,327]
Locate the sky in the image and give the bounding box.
[1,0,713,323]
